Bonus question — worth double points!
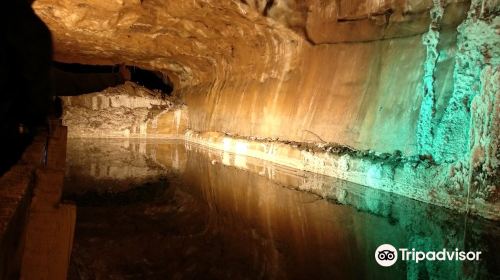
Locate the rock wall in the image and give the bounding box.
[61,82,188,138]
[33,0,499,218]
[34,0,475,155]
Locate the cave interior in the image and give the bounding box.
[0,0,499,279]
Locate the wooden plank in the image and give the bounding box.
[20,168,75,280]
[30,169,64,211]
[46,127,67,170]
[20,122,75,280]
[20,204,76,280]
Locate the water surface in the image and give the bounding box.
[64,139,500,280]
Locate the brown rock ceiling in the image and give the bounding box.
[33,0,471,154]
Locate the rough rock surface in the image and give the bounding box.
[33,0,499,218]
[62,82,188,138]
[35,0,471,154]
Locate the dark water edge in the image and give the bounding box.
[63,138,500,280]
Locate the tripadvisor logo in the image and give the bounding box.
[375,244,398,267]
[375,244,482,267]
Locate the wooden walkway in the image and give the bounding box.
[20,121,76,280]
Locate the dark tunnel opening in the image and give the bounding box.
[52,62,174,96]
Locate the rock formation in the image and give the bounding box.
[32,0,499,219]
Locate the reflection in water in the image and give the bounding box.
[64,139,499,280]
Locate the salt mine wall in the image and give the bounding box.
[60,82,188,138]
[32,0,499,219]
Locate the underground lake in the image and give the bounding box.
[63,138,500,280]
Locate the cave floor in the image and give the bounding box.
[63,139,500,280]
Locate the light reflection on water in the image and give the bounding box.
[64,139,499,280]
